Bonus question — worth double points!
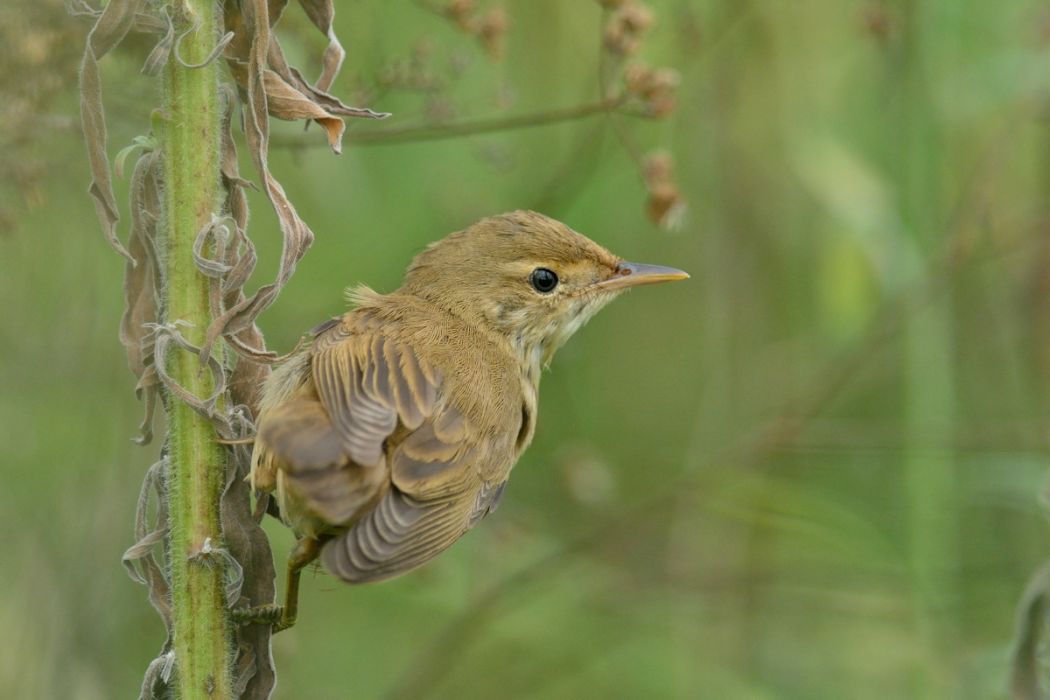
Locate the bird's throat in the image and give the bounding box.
[512,336,545,390]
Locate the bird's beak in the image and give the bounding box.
[596,261,690,292]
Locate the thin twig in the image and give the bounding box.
[270,95,631,149]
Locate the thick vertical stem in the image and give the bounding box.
[161,1,233,698]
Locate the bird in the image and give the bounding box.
[235,210,687,631]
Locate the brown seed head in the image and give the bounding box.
[478,6,509,60]
[643,151,686,229]
[603,2,655,55]
[624,63,680,117]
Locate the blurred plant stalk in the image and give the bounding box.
[159,0,233,697]
[896,3,959,693]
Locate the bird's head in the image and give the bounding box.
[401,210,688,370]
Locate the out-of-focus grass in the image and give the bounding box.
[3,0,1050,698]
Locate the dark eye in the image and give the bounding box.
[530,267,558,293]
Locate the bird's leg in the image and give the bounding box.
[275,536,321,631]
[231,536,321,633]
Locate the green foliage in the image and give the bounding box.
[3,0,1050,698]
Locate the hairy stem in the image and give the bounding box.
[160,0,233,697]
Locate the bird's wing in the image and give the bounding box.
[321,475,507,583]
[257,317,442,526]
[302,317,508,582]
[311,321,441,468]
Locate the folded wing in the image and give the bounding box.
[261,316,505,583]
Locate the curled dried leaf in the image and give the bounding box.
[190,537,245,606]
[206,0,388,381]
[140,6,175,76]
[115,135,157,180]
[174,26,235,69]
[261,67,350,151]
[78,0,148,263]
[222,418,276,699]
[296,0,345,92]
[193,215,235,279]
[123,148,162,442]
[149,321,228,420]
[123,457,174,700]
[68,0,169,34]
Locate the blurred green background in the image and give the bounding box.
[3,0,1050,698]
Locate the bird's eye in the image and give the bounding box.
[529,267,559,293]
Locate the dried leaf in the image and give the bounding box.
[204,0,389,373]
[261,67,348,151]
[202,0,313,371]
[267,37,388,123]
[227,58,387,154]
[223,432,277,700]
[133,381,158,446]
[69,0,169,34]
[140,6,174,76]
[296,0,344,92]
[139,650,176,700]
[78,0,147,263]
[149,322,228,419]
[193,215,235,279]
[122,149,162,442]
[191,537,245,606]
[228,327,272,418]
[122,457,174,700]
[114,135,157,180]
[173,20,235,70]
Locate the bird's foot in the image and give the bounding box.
[231,603,296,633]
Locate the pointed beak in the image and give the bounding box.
[596,261,690,292]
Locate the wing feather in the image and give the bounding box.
[260,314,512,582]
[321,489,477,583]
[313,336,399,467]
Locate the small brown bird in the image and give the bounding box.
[238,211,687,630]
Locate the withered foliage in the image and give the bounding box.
[75,1,385,697]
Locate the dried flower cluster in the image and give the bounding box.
[596,0,685,228]
[643,150,686,230]
[602,1,654,56]
[439,0,509,60]
[859,2,896,44]
[623,62,679,118]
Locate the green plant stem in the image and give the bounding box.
[161,1,233,697]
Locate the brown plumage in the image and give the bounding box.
[241,211,687,628]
